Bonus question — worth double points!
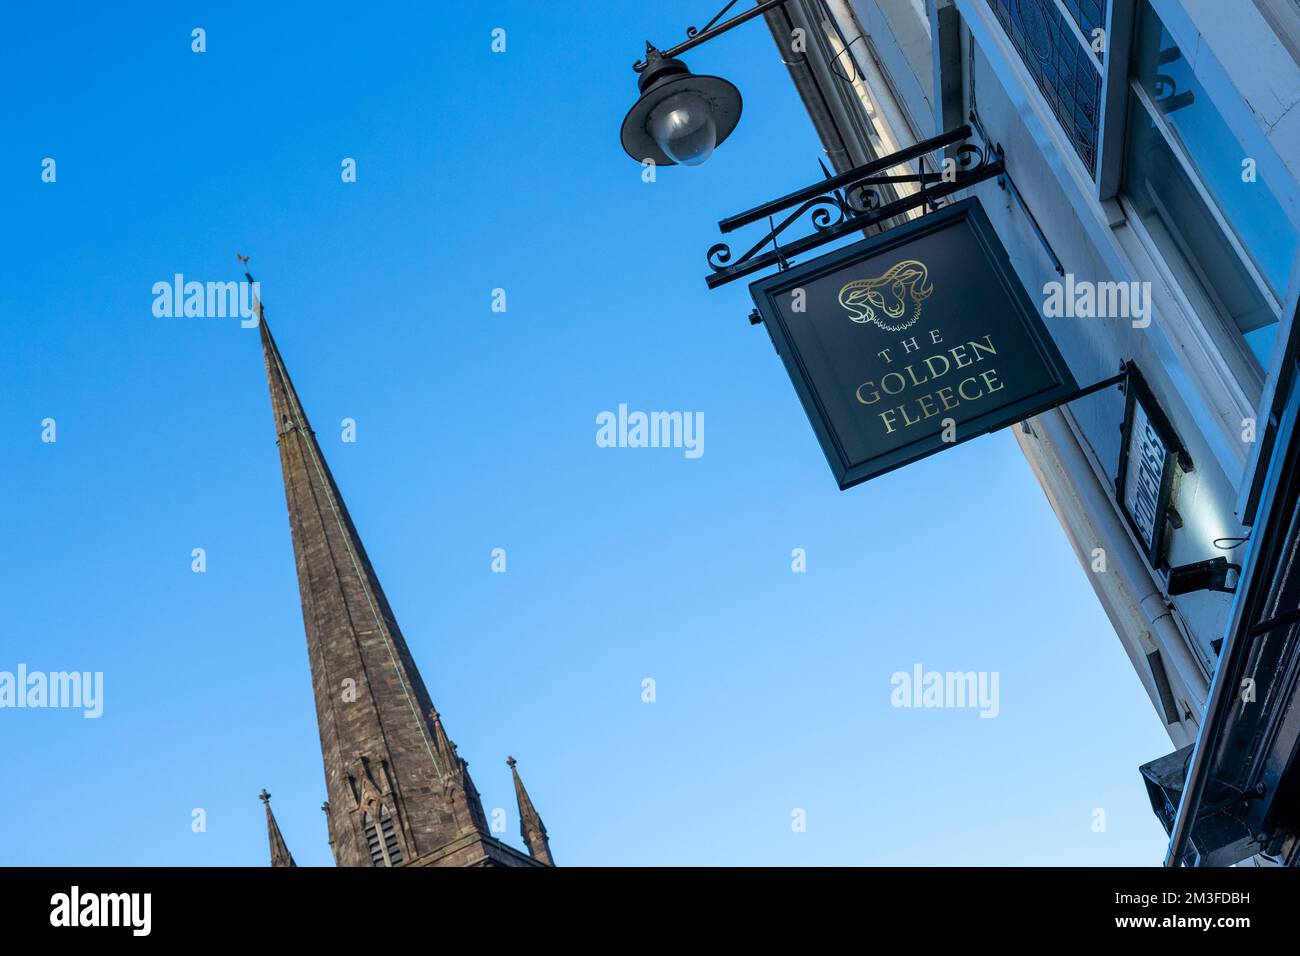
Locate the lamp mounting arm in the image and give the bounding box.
[633,0,790,72]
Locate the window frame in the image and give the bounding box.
[1125,17,1287,315]
[1125,81,1284,323]
[960,0,1268,479]
[1113,0,1291,390]
[1095,0,1135,200]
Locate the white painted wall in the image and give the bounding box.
[803,0,1291,741]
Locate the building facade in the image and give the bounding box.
[751,0,1300,865]
[251,285,554,868]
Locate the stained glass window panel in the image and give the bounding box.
[988,0,1102,174]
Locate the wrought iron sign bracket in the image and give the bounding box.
[705,122,1005,291]
[633,0,791,72]
[1057,361,1129,408]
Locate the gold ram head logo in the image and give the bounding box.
[837,259,934,332]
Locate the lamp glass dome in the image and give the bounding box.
[648,90,718,166]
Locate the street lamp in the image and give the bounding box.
[620,1,790,167]
[621,47,741,166]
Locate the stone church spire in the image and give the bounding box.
[251,275,547,867]
[508,756,555,865]
[260,789,297,868]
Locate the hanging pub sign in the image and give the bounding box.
[1115,364,1191,571]
[750,198,1077,490]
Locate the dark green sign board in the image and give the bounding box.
[750,198,1077,489]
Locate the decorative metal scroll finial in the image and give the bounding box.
[634,41,662,72]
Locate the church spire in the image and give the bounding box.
[508,756,555,865]
[260,789,297,868]
[251,275,545,867]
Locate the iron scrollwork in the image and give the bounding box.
[687,1,740,39]
[704,123,1005,289]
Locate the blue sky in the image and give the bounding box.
[1,1,1175,865]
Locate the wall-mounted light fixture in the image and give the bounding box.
[1166,557,1241,596]
[621,46,742,166]
[620,1,791,167]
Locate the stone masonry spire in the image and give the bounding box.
[250,275,546,867]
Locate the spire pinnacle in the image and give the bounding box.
[261,789,297,868]
[430,708,456,771]
[508,756,555,866]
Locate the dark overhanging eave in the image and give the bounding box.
[1164,357,1300,866]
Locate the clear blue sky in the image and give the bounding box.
[1,1,1175,865]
